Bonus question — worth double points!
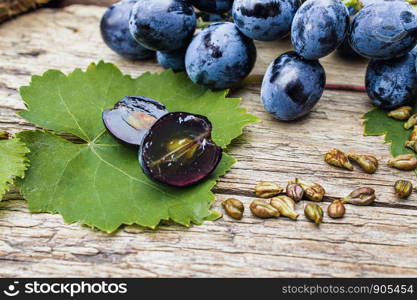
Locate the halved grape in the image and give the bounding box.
[139,112,222,187]
[102,96,168,145]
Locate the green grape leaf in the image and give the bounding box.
[17,61,258,233]
[363,108,413,157]
[0,133,30,199]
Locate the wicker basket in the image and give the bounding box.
[0,0,51,23]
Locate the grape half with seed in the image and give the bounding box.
[139,112,222,187]
[102,96,168,145]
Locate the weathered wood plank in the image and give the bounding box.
[1,197,417,277]
[0,0,51,23]
[55,0,117,7]
[0,5,416,277]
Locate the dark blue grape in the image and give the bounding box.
[336,4,362,59]
[261,51,326,121]
[360,0,379,6]
[291,0,349,60]
[157,48,186,71]
[129,0,196,51]
[349,0,417,60]
[366,54,417,110]
[232,0,300,41]
[185,22,257,90]
[190,0,233,13]
[100,0,154,60]
[103,96,168,145]
[410,44,417,57]
[140,112,222,187]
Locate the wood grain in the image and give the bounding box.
[55,0,117,7]
[0,0,51,23]
[0,4,416,278]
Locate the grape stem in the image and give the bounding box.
[196,20,216,29]
[242,75,366,93]
[325,83,367,92]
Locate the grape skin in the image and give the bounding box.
[100,0,154,60]
[190,0,234,13]
[366,54,417,110]
[129,0,196,51]
[291,0,349,60]
[185,22,257,90]
[232,0,300,41]
[157,49,186,72]
[261,51,326,121]
[336,3,362,59]
[349,0,417,60]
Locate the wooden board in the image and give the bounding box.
[0,4,417,278]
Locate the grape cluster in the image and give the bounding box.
[101,0,417,121]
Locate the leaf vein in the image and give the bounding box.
[57,85,90,142]
[50,146,86,209]
[89,145,178,200]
